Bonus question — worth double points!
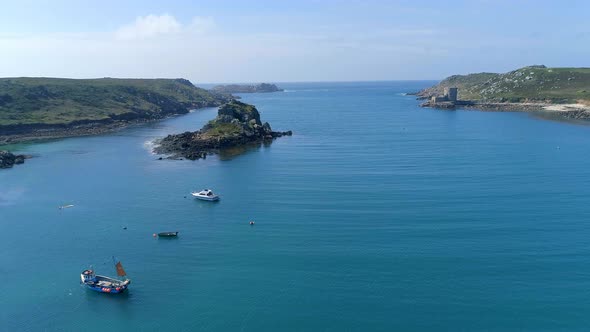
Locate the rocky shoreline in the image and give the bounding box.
[0,150,30,169]
[419,100,590,120]
[154,100,291,160]
[0,104,225,145]
[0,119,140,144]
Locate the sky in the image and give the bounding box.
[0,0,589,83]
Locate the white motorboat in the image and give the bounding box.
[191,189,219,201]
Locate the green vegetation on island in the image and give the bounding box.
[417,65,590,103]
[154,100,291,160]
[0,77,229,142]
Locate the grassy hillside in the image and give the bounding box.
[0,77,227,127]
[418,66,590,103]
[200,101,262,138]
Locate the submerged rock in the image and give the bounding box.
[0,150,29,169]
[154,100,292,160]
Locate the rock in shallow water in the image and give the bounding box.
[154,100,292,160]
[0,150,29,169]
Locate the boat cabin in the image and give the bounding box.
[191,188,220,201]
[81,269,96,283]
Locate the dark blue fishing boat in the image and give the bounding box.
[158,231,179,237]
[80,257,130,294]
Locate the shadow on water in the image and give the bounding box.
[192,198,221,209]
[82,286,133,312]
[217,139,274,160]
[156,236,180,240]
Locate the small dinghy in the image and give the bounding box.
[158,231,179,237]
[59,204,74,209]
[191,189,219,201]
[80,257,130,294]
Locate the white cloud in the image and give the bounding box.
[115,14,215,40]
[115,14,182,40]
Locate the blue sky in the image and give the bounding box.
[0,0,588,82]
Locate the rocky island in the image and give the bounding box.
[415,65,590,119]
[211,83,283,94]
[0,77,230,144]
[154,100,291,160]
[0,150,28,169]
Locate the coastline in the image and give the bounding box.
[463,102,590,113]
[413,65,590,121]
[0,120,141,145]
[420,100,590,120]
[0,77,231,146]
[0,107,219,146]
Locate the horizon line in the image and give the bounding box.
[0,76,442,84]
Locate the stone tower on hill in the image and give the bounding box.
[444,87,458,102]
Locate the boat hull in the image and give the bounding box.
[84,283,128,294]
[81,273,130,294]
[191,194,219,201]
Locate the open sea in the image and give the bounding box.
[2,81,590,331]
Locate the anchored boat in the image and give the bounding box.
[158,231,179,237]
[80,257,130,294]
[191,189,219,201]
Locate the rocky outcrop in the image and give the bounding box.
[211,83,283,94]
[0,150,29,168]
[154,100,292,160]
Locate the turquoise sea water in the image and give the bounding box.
[2,81,590,331]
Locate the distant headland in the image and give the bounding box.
[0,77,231,144]
[412,65,590,119]
[211,83,283,94]
[154,100,291,160]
